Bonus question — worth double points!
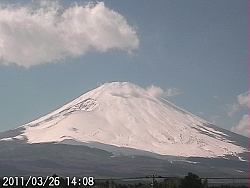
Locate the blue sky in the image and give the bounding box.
[0,0,248,137]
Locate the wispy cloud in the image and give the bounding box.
[225,91,249,137]
[237,91,249,107]
[0,1,139,68]
[165,87,183,97]
[210,115,220,125]
[225,103,239,117]
[225,91,248,117]
[146,85,165,98]
[212,95,219,99]
[146,85,182,98]
[231,115,249,137]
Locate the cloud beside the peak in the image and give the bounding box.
[237,91,249,107]
[225,103,239,117]
[231,115,249,137]
[225,91,249,117]
[0,1,139,68]
[165,87,183,97]
[146,85,182,98]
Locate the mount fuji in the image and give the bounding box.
[0,82,248,177]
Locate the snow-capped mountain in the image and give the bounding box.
[2,82,247,159]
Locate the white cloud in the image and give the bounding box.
[225,103,239,117]
[225,91,249,117]
[146,85,165,98]
[231,115,249,137]
[197,111,204,115]
[237,91,249,107]
[146,85,182,98]
[165,87,182,97]
[0,1,139,68]
[212,95,219,99]
[210,115,220,125]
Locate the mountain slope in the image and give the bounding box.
[2,82,247,159]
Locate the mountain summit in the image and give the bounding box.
[3,82,247,159]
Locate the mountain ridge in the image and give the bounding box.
[1,82,248,160]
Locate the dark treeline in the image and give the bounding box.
[0,172,248,188]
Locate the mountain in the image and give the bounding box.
[0,82,248,177]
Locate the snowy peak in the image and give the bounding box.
[87,81,154,100]
[101,82,149,96]
[4,82,248,159]
[25,81,152,127]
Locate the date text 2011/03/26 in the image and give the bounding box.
[2,176,95,187]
